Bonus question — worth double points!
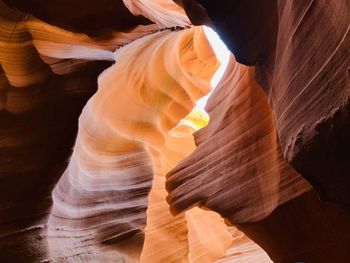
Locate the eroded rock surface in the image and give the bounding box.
[166,55,311,223]
[179,0,350,208]
[0,0,349,262]
[48,26,220,262]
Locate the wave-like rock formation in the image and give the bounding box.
[141,108,271,263]
[166,54,312,223]
[166,53,350,262]
[0,0,157,261]
[141,116,230,263]
[0,0,349,262]
[123,0,190,28]
[48,26,221,262]
[48,25,270,262]
[180,0,350,208]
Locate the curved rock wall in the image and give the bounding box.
[166,54,311,223]
[0,1,158,261]
[48,26,220,262]
[0,0,349,262]
[180,0,350,208]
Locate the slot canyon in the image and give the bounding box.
[0,0,349,262]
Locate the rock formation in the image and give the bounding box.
[0,0,349,262]
[179,0,350,208]
[166,54,312,223]
[48,26,219,261]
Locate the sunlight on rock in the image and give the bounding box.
[190,26,230,129]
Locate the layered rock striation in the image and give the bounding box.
[0,0,349,262]
[179,0,350,208]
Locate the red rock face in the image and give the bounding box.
[238,190,350,262]
[181,0,350,208]
[263,0,350,209]
[47,26,220,262]
[0,1,156,261]
[0,0,349,262]
[166,55,311,223]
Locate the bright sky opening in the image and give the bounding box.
[178,26,230,131]
[196,26,230,111]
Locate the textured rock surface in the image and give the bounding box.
[123,0,190,28]
[215,227,271,263]
[180,0,350,208]
[166,54,311,223]
[0,1,159,261]
[141,117,232,263]
[142,111,271,263]
[0,0,349,262]
[48,26,220,262]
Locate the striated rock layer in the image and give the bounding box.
[0,0,158,261]
[141,114,234,263]
[47,22,270,262]
[48,26,221,262]
[166,54,311,223]
[179,0,350,208]
[0,0,349,262]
